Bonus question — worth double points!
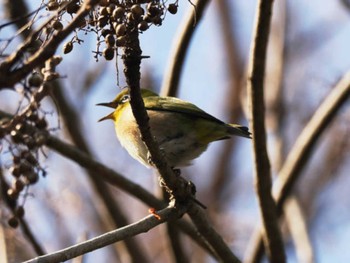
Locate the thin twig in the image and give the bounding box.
[246,0,286,262]
[44,133,217,257]
[284,198,314,263]
[23,206,186,263]
[122,22,240,262]
[0,170,45,256]
[0,0,100,88]
[210,0,245,202]
[0,109,219,259]
[187,204,241,263]
[160,0,210,97]
[246,71,350,262]
[165,223,189,263]
[50,82,150,262]
[274,71,350,211]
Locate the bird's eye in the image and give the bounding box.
[120,95,130,104]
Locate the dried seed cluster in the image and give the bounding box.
[1,0,181,228]
[1,105,49,228]
[45,0,179,60]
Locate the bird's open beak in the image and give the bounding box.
[96,101,118,108]
[97,101,118,122]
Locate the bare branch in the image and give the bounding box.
[40,133,217,258]
[23,206,186,263]
[284,198,314,263]
[160,0,210,97]
[210,0,245,202]
[274,71,350,210]
[246,0,286,262]
[246,70,350,262]
[0,169,45,256]
[187,204,241,263]
[0,0,99,88]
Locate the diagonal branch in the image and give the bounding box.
[43,133,217,258]
[246,0,286,262]
[160,0,211,97]
[187,204,241,263]
[122,20,240,262]
[23,206,186,263]
[0,0,99,88]
[246,71,350,262]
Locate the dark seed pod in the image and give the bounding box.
[105,34,115,46]
[101,28,113,37]
[19,161,33,174]
[112,7,125,20]
[0,128,5,139]
[15,206,25,218]
[7,188,19,200]
[52,20,63,31]
[10,130,23,144]
[131,4,144,20]
[10,165,21,177]
[28,73,43,87]
[107,4,115,14]
[15,123,26,133]
[24,136,36,149]
[34,132,48,146]
[25,152,38,166]
[36,118,47,130]
[51,55,63,66]
[147,3,161,17]
[143,14,152,23]
[47,1,59,11]
[99,0,109,6]
[26,110,39,121]
[103,47,114,60]
[116,36,126,47]
[66,2,80,14]
[63,42,73,54]
[25,171,39,184]
[152,16,162,26]
[8,217,19,228]
[97,15,109,28]
[99,7,109,16]
[115,24,126,36]
[138,21,149,31]
[27,39,42,53]
[13,178,25,192]
[13,155,21,164]
[168,4,178,14]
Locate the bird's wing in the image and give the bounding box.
[144,96,225,124]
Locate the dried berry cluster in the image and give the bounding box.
[0,0,181,229]
[1,105,49,228]
[45,0,178,60]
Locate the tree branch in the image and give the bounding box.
[160,0,210,97]
[246,71,350,262]
[246,0,286,262]
[43,134,217,258]
[23,206,186,263]
[187,204,241,263]
[0,0,99,88]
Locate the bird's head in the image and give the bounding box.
[97,88,157,122]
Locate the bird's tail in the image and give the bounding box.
[227,124,252,139]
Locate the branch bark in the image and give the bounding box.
[246,0,286,262]
[0,0,99,88]
[246,71,350,262]
[160,0,211,97]
[23,206,186,263]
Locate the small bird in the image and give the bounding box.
[98,88,251,167]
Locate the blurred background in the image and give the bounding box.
[1,0,350,262]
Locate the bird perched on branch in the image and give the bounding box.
[98,88,251,167]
